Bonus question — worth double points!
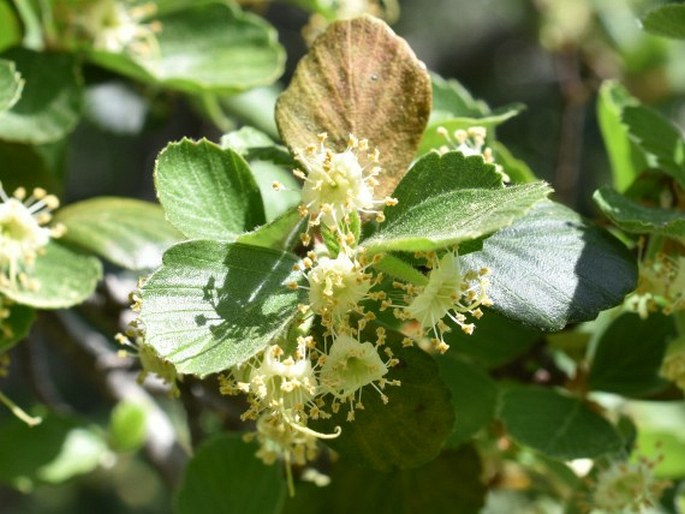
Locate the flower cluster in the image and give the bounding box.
[591,457,668,513]
[437,125,510,183]
[0,183,65,290]
[627,252,685,319]
[73,0,161,56]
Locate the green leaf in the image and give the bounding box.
[236,208,305,251]
[462,201,637,331]
[313,329,454,471]
[284,445,487,514]
[0,48,82,144]
[55,197,184,270]
[154,138,265,240]
[491,141,538,184]
[418,106,523,155]
[0,413,109,490]
[0,59,23,112]
[88,3,284,94]
[249,160,301,223]
[622,104,685,186]
[0,3,22,52]
[437,356,498,447]
[0,241,102,309]
[597,81,649,192]
[140,241,302,376]
[175,434,285,514]
[0,302,35,353]
[108,401,148,453]
[594,186,685,243]
[276,15,431,199]
[499,387,623,460]
[642,4,685,40]
[362,152,551,253]
[588,312,674,397]
[430,72,490,122]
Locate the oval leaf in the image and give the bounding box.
[88,3,284,94]
[140,241,302,376]
[0,241,102,309]
[362,152,551,253]
[313,329,454,471]
[462,201,637,331]
[499,387,623,460]
[594,186,685,243]
[154,138,265,240]
[0,48,81,144]
[0,58,23,112]
[176,434,285,514]
[642,4,685,40]
[275,15,431,198]
[56,197,184,270]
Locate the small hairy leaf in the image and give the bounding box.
[276,15,431,198]
[0,59,23,112]
[140,241,302,376]
[175,434,285,514]
[462,201,637,331]
[154,138,265,240]
[588,312,675,397]
[56,197,183,270]
[0,48,81,144]
[594,186,685,243]
[0,241,102,309]
[499,387,623,460]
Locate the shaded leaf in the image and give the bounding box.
[499,387,623,460]
[0,58,23,112]
[313,328,454,471]
[56,197,184,270]
[588,312,674,397]
[594,186,685,243]
[462,201,637,331]
[276,15,431,198]
[175,434,285,514]
[362,152,551,253]
[140,241,302,376]
[154,138,265,240]
[0,48,81,144]
[0,241,102,309]
[0,302,34,353]
[284,445,486,514]
[237,208,305,251]
[430,72,489,122]
[89,3,284,94]
[642,4,685,40]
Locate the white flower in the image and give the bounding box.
[0,183,64,289]
[293,133,397,245]
[592,458,668,513]
[437,125,510,183]
[627,252,685,318]
[399,250,491,352]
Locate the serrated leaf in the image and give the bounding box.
[594,186,685,243]
[462,201,637,331]
[0,241,102,309]
[0,48,81,144]
[0,59,23,112]
[140,241,302,376]
[362,152,551,253]
[418,106,523,155]
[283,445,486,514]
[588,312,674,397]
[312,329,454,471]
[276,15,431,198]
[175,434,285,514]
[622,105,685,185]
[88,3,284,94]
[499,387,623,460]
[0,413,109,489]
[597,81,649,192]
[55,197,184,270]
[642,4,685,40]
[0,302,34,353]
[437,356,498,447]
[154,139,265,240]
